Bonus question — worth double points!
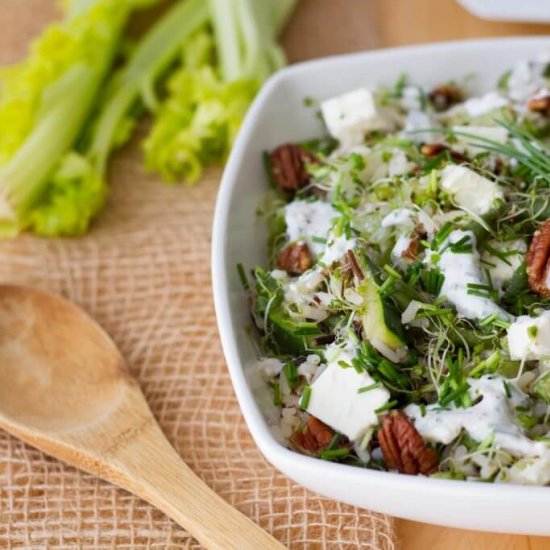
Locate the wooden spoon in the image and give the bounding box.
[0,285,284,550]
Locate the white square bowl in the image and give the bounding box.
[458,0,550,22]
[212,37,550,535]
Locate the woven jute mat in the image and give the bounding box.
[0,1,396,548]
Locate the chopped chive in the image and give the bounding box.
[338,360,351,369]
[236,263,250,290]
[283,361,298,390]
[482,242,515,266]
[378,276,396,296]
[375,400,398,414]
[434,222,453,248]
[503,380,512,398]
[419,403,426,417]
[311,236,328,244]
[479,312,499,327]
[319,447,350,460]
[421,268,445,295]
[326,433,341,450]
[300,386,312,410]
[528,325,538,339]
[466,283,498,301]
[449,235,473,254]
[469,351,501,378]
[383,264,402,280]
[351,358,365,374]
[271,382,282,406]
[358,382,382,394]
[439,382,470,407]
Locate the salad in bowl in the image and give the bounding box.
[242,52,550,485]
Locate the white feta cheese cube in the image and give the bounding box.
[452,125,508,156]
[321,88,389,147]
[507,311,550,361]
[306,362,390,441]
[440,165,503,216]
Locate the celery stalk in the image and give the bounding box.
[86,0,210,172]
[29,0,209,236]
[208,0,242,82]
[0,0,130,236]
[144,0,298,184]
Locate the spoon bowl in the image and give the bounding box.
[0,285,283,550]
[0,285,125,431]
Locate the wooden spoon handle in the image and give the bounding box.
[106,419,286,550]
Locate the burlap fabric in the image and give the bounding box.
[0,2,396,548]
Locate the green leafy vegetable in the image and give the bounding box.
[144,0,295,183]
[0,0,296,237]
[0,0,147,236]
[31,0,210,235]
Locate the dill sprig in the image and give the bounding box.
[449,120,550,186]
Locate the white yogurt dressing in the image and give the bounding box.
[284,200,338,258]
[406,375,549,458]
[320,234,356,267]
[427,230,511,321]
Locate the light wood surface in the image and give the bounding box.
[0,285,284,550]
[284,1,550,548]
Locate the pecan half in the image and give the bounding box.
[401,235,420,260]
[378,410,438,475]
[420,143,468,163]
[276,242,313,275]
[528,95,550,116]
[526,219,550,297]
[428,84,464,112]
[269,144,316,193]
[291,416,335,453]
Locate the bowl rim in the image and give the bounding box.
[211,35,550,507]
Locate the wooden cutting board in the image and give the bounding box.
[282,1,550,549]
